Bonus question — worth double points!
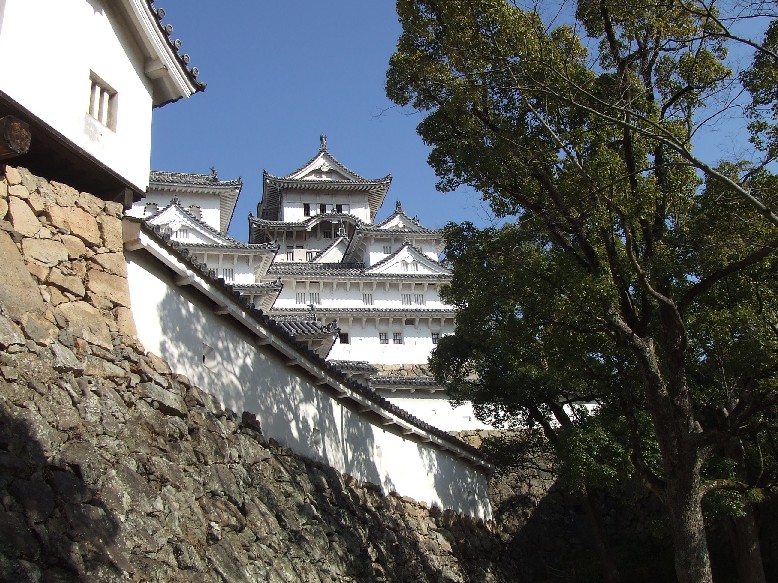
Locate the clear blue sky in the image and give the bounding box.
[150,1,493,241]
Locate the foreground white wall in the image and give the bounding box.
[126,250,492,519]
[0,0,153,189]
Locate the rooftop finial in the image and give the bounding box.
[395,200,403,212]
[319,134,327,151]
[209,166,218,180]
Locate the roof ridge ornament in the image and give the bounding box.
[395,200,403,212]
[209,166,218,181]
[319,134,327,151]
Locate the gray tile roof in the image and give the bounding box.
[328,360,378,374]
[276,319,339,337]
[271,307,457,316]
[370,376,442,389]
[150,170,242,188]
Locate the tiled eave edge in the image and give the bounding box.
[123,218,491,473]
[123,0,203,107]
[271,307,458,317]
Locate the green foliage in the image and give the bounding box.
[389,1,778,578]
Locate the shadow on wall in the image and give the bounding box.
[154,280,394,493]
[0,398,125,581]
[421,443,489,518]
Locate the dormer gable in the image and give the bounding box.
[366,243,450,276]
[376,201,430,232]
[145,200,240,246]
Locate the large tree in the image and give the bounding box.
[387,1,778,582]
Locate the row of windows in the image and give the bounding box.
[337,332,440,345]
[303,203,350,216]
[295,293,425,306]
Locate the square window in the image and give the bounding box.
[362,293,373,305]
[306,251,314,261]
[414,294,425,305]
[401,293,412,305]
[379,332,388,345]
[309,292,321,305]
[339,332,349,344]
[221,268,234,282]
[393,332,403,345]
[295,292,307,304]
[383,245,392,254]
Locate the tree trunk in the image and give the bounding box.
[666,473,713,583]
[728,506,767,583]
[580,488,622,583]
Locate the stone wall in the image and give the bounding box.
[0,166,518,582]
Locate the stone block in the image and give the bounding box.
[114,306,138,338]
[53,301,113,350]
[61,234,88,258]
[3,165,22,185]
[0,230,45,318]
[17,167,37,192]
[51,343,84,371]
[8,197,41,237]
[46,205,101,246]
[8,183,29,199]
[49,181,79,207]
[0,312,24,348]
[22,238,68,267]
[98,214,123,251]
[0,197,7,221]
[47,266,86,298]
[91,251,127,277]
[138,382,188,418]
[86,268,130,307]
[21,312,58,345]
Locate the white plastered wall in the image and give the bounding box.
[0,0,153,189]
[126,250,492,519]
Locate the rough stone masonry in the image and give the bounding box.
[0,165,519,582]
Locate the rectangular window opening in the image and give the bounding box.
[393,332,403,345]
[379,332,388,345]
[339,332,349,344]
[88,74,117,129]
[431,332,440,345]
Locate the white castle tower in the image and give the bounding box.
[131,137,490,430]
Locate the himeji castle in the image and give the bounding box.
[130,136,490,431]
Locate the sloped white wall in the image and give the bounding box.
[126,250,492,519]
